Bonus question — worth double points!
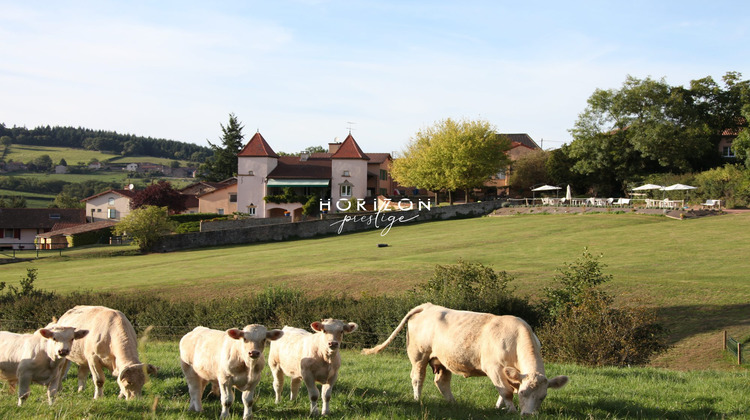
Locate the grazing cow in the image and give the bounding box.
[0,326,88,406]
[180,325,284,420]
[56,305,157,399]
[268,319,358,416]
[362,303,568,415]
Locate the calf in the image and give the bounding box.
[363,303,568,415]
[180,325,283,420]
[268,319,358,416]
[0,326,88,406]
[56,305,157,399]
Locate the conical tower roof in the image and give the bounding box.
[331,133,369,160]
[238,132,279,158]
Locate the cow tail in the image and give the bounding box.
[361,304,427,355]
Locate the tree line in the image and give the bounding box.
[0,124,212,162]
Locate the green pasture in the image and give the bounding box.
[4,144,119,165]
[0,343,747,419]
[0,188,55,207]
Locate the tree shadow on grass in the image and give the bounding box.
[657,303,750,343]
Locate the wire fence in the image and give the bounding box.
[0,243,64,260]
[723,331,746,365]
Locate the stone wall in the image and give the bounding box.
[153,200,505,252]
[200,216,291,232]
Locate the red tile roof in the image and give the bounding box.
[499,133,540,149]
[81,189,136,202]
[238,132,279,157]
[331,134,369,160]
[37,220,117,238]
[267,156,332,179]
[366,153,391,164]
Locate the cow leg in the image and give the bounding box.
[407,347,429,400]
[241,387,256,420]
[321,373,338,416]
[431,362,455,403]
[46,364,66,405]
[218,381,235,420]
[271,365,284,404]
[487,368,516,412]
[76,361,90,393]
[290,377,302,401]
[16,365,32,406]
[302,371,320,415]
[88,357,106,399]
[181,361,205,412]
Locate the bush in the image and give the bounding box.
[169,213,221,224]
[537,249,668,366]
[693,164,750,208]
[175,221,201,233]
[537,292,667,366]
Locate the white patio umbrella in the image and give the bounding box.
[662,184,698,203]
[565,184,572,201]
[632,183,663,191]
[531,184,561,199]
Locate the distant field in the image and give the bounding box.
[0,188,55,207]
[3,212,749,370]
[5,144,119,165]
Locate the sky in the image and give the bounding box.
[1,1,748,155]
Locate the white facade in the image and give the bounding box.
[237,156,278,217]
[85,192,132,222]
[331,158,368,208]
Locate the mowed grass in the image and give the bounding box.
[5,144,120,165]
[0,343,747,419]
[2,212,749,370]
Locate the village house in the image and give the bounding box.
[36,219,117,249]
[484,133,541,196]
[196,178,238,215]
[236,132,393,219]
[0,208,86,250]
[81,188,136,222]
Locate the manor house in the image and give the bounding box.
[237,132,394,219]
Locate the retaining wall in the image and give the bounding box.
[153,200,505,252]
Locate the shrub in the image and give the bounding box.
[693,164,750,208]
[114,205,176,251]
[538,249,668,366]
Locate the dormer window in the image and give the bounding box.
[343,170,350,177]
[108,197,115,206]
[248,170,254,176]
[49,213,61,219]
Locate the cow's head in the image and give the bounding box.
[311,319,358,353]
[503,367,568,415]
[117,363,158,400]
[38,326,88,361]
[227,324,284,365]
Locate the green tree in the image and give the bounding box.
[114,205,176,251]
[0,196,27,208]
[731,105,750,166]
[51,191,85,209]
[59,158,67,166]
[391,118,511,203]
[508,149,551,194]
[0,136,11,148]
[32,154,54,172]
[200,113,245,182]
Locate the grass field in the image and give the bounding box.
[5,144,120,165]
[0,188,55,207]
[2,212,749,371]
[0,343,747,419]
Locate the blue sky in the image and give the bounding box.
[1,1,748,155]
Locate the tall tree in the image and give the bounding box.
[200,113,245,182]
[391,118,511,203]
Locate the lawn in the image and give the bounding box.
[2,212,749,370]
[5,144,120,165]
[0,343,747,419]
[0,188,55,207]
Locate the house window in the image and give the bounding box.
[229,193,237,203]
[723,146,735,158]
[343,170,350,177]
[97,208,102,212]
[248,207,256,216]
[217,208,224,215]
[380,169,387,181]
[496,170,506,180]
[107,209,117,219]
[108,197,115,206]
[248,170,254,175]
[340,184,352,197]
[4,229,13,238]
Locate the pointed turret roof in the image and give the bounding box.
[238,132,279,158]
[331,133,369,160]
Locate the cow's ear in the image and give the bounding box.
[548,375,569,389]
[266,329,284,341]
[146,364,158,375]
[74,329,89,340]
[39,329,54,339]
[310,321,324,332]
[226,328,245,340]
[503,367,522,388]
[344,322,358,333]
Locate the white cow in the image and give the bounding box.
[56,305,157,399]
[268,319,358,416]
[179,325,284,420]
[362,303,568,415]
[0,326,88,406]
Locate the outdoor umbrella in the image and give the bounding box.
[565,185,572,201]
[531,184,561,199]
[662,184,698,202]
[632,184,663,191]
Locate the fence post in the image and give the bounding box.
[723,330,727,350]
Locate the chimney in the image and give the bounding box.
[328,138,341,154]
